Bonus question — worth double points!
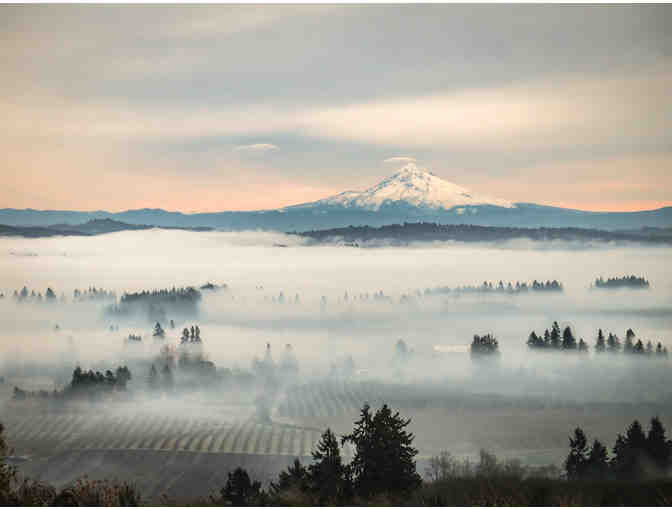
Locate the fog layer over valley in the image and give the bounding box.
[2,229,672,501]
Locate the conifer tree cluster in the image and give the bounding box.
[119,286,201,306]
[125,334,142,344]
[72,286,116,302]
[593,275,650,289]
[12,286,59,303]
[425,279,562,296]
[218,404,421,505]
[470,334,499,358]
[13,366,132,401]
[152,322,165,339]
[180,325,201,344]
[594,328,668,357]
[525,324,667,357]
[527,321,587,352]
[565,417,672,480]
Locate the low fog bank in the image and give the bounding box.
[1,229,672,467]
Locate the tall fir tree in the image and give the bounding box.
[342,404,421,499]
[308,428,349,504]
[646,417,672,475]
[595,329,606,353]
[565,428,589,480]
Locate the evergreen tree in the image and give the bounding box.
[341,404,421,499]
[565,428,589,480]
[607,333,621,353]
[562,326,577,350]
[543,329,551,347]
[611,420,648,479]
[218,468,262,506]
[527,331,541,349]
[550,321,561,349]
[115,366,131,389]
[395,339,409,358]
[585,439,609,480]
[152,322,165,339]
[308,429,348,504]
[595,329,606,353]
[656,342,668,357]
[578,338,588,352]
[646,417,672,475]
[270,459,309,496]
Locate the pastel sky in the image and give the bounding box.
[2,4,671,212]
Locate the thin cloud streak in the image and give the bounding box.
[384,157,416,164]
[233,143,279,153]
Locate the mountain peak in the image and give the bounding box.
[319,164,514,211]
[392,162,430,177]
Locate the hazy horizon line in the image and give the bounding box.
[1,200,671,216]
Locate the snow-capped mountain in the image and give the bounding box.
[317,163,514,211]
[1,164,671,232]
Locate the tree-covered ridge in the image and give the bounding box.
[106,286,202,322]
[119,286,201,307]
[296,222,672,245]
[593,275,650,289]
[426,279,562,296]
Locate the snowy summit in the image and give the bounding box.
[319,163,514,211]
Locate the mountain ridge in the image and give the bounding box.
[1,166,671,231]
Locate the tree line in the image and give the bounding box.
[119,287,201,307]
[10,285,116,303]
[13,366,132,401]
[470,334,499,358]
[426,279,563,296]
[214,403,421,506]
[11,286,59,303]
[593,275,650,290]
[527,323,667,356]
[527,321,588,351]
[565,416,672,481]
[296,222,672,246]
[3,410,672,505]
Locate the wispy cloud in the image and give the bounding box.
[384,156,416,164]
[5,68,669,153]
[300,69,672,150]
[233,143,279,153]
